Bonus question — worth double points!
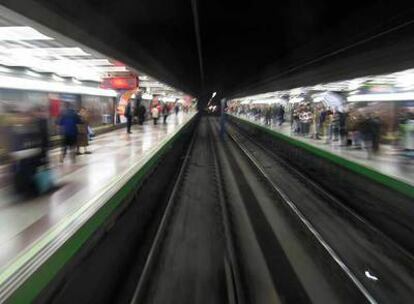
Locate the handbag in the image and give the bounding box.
[88,126,95,137]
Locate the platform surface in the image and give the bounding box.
[0,112,195,275]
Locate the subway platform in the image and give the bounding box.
[230,113,414,189]
[0,112,196,302]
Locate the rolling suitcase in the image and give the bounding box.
[34,167,55,194]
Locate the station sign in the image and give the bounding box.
[101,76,139,90]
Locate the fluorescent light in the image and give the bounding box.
[142,93,153,100]
[26,70,41,77]
[92,66,128,72]
[73,59,112,66]
[0,26,53,41]
[52,74,64,82]
[163,96,176,102]
[72,78,82,85]
[43,47,90,56]
[0,66,11,73]
[6,47,90,57]
[0,74,117,97]
[140,81,167,88]
[290,97,304,103]
[348,92,414,102]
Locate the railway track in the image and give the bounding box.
[131,116,411,303]
[225,120,414,303]
[130,117,242,304]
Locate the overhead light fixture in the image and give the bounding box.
[72,78,82,85]
[290,97,304,103]
[8,47,90,57]
[0,74,117,97]
[26,70,41,78]
[142,93,153,100]
[92,66,128,72]
[0,26,53,41]
[0,66,11,73]
[52,74,64,82]
[163,96,176,102]
[74,59,113,66]
[348,92,414,102]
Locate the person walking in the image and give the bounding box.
[151,105,159,125]
[278,105,285,126]
[175,99,180,115]
[32,106,50,168]
[138,103,146,125]
[162,103,169,124]
[125,100,133,134]
[58,102,81,162]
[76,107,92,155]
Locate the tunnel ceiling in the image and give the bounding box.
[2,0,414,100]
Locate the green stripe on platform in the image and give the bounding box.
[6,116,196,304]
[229,115,414,200]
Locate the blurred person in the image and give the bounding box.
[137,102,146,125]
[359,113,381,158]
[310,105,318,139]
[371,114,382,154]
[151,105,159,125]
[134,93,142,118]
[162,103,169,124]
[151,95,160,110]
[299,105,312,137]
[264,105,272,126]
[58,102,81,163]
[278,105,285,126]
[76,107,92,155]
[347,109,362,148]
[331,108,340,142]
[313,105,322,139]
[32,106,50,167]
[8,110,43,196]
[32,106,55,194]
[175,99,180,115]
[326,107,334,143]
[319,107,329,141]
[291,106,300,134]
[339,110,348,146]
[400,113,414,156]
[326,108,338,143]
[271,104,278,126]
[125,100,133,134]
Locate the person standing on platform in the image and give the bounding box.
[58,102,81,163]
[175,99,180,115]
[32,106,50,168]
[162,103,169,124]
[134,93,142,119]
[125,100,133,134]
[138,102,146,125]
[151,105,159,125]
[220,98,226,140]
[76,107,92,155]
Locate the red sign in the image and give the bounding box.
[101,76,139,90]
[49,99,60,117]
